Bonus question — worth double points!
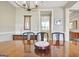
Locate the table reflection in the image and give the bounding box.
[23,41,70,57]
[34,48,51,57]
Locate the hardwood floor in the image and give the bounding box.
[0,40,79,57]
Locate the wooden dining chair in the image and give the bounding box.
[37,32,48,42]
[52,32,65,46]
[23,32,35,53]
[23,32,35,44]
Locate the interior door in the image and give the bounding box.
[40,15,51,40]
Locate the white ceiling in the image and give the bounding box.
[70,11,79,20]
[9,1,68,9]
[70,2,79,10]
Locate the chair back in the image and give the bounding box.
[23,32,35,40]
[37,32,48,42]
[52,32,65,45]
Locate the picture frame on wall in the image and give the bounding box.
[55,18,63,25]
[24,15,31,30]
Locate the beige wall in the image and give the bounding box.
[15,8,39,34]
[53,7,65,32]
[0,1,16,33]
[15,7,65,34]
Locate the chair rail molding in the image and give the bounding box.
[0,32,14,42]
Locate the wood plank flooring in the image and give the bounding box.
[0,40,79,57]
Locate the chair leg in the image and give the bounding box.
[55,40,60,46]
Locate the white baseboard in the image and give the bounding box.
[0,32,14,42]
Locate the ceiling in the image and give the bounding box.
[70,2,79,10]
[69,1,79,20]
[9,1,68,9]
[70,11,79,20]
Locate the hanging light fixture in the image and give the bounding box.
[15,1,38,11]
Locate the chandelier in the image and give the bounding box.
[15,1,38,11]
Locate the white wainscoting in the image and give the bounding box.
[0,32,14,42]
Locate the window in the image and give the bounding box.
[24,15,31,30]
